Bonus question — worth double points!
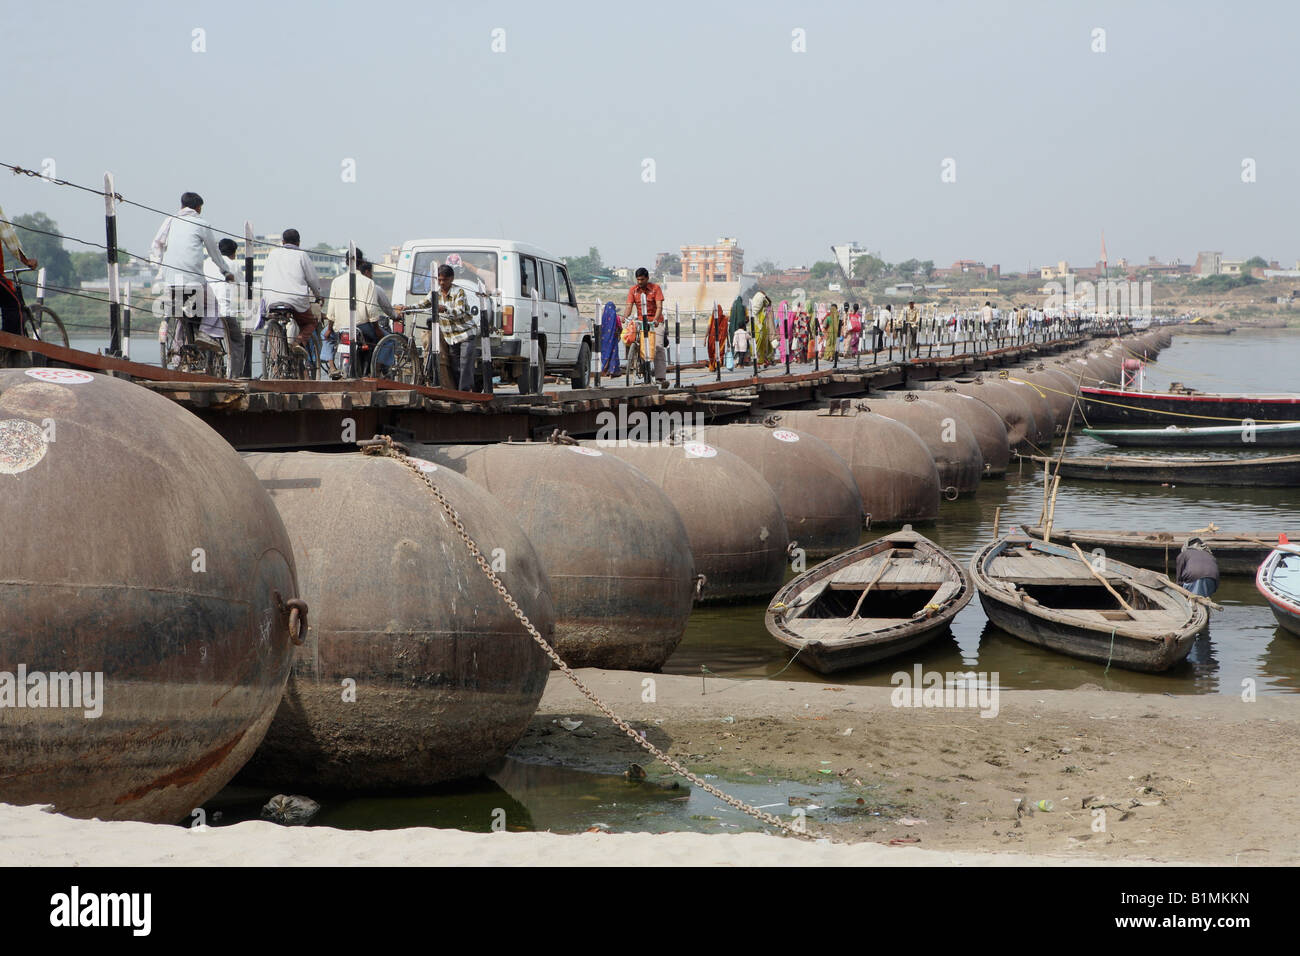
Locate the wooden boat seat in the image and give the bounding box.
[829,559,947,589]
[796,619,916,643]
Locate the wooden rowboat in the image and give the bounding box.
[1082,422,1300,449]
[1256,546,1300,638]
[1027,452,1300,487]
[765,526,972,673]
[1019,526,1297,576]
[971,534,1207,672]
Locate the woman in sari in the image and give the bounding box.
[706,303,727,371]
[792,307,809,362]
[822,304,839,362]
[600,300,621,375]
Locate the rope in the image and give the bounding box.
[1104,627,1118,676]
[358,435,823,841]
[3,162,347,260]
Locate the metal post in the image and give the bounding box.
[347,241,358,376]
[592,305,601,389]
[242,221,254,378]
[530,288,540,393]
[691,312,697,365]
[785,311,792,376]
[480,300,493,395]
[104,172,121,356]
[715,302,721,382]
[35,267,45,310]
[122,281,131,361]
[674,311,681,389]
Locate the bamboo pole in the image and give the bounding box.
[992,506,1002,540]
[1070,543,1135,612]
[1042,474,1061,542]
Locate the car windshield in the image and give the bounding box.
[410,251,498,295]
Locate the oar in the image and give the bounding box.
[1158,574,1224,612]
[847,551,894,623]
[1069,543,1135,612]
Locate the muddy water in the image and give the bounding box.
[200,759,858,835]
[664,330,1300,696]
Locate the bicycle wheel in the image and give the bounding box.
[287,344,310,380]
[26,305,68,350]
[373,334,414,383]
[263,323,289,379]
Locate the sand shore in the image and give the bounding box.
[3,670,1293,866]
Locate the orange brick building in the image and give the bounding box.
[680,237,744,283]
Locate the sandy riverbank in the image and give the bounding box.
[3,671,1294,866]
[511,670,1299,865]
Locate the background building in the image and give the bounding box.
[680,237,743,283]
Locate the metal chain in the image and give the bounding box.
[360,435,820,841]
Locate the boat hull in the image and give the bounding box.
[976,592,1199,672]
[1083,423,1300,449]
[1020,526,1283,575]
[1031,453,1300,487]
[794,619,954,674]
[1256,550,1300,638]
[1079,386,1300,426]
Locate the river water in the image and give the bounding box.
[664,329,1300,696]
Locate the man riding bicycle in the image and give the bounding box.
[259,228,324,347]
[622,267,667,386]
[0,202,38,338]
[150,192,234,361]
[325,255,386,376]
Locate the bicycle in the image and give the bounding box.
[371,309,432,385]
[260,303,312,380]
[622,319,654,385]
[3,267,68,349]
[163,286,227,377]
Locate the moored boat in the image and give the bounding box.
[1027,452,1300,487]
[1079,385,1300,426]
[1019,525,1297,576]
[970,534,1208,672]
[1082,421,1300,449]
[765,526,972,673]
[1256,544,1300,637]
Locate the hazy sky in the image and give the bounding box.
[5,0,1297,273]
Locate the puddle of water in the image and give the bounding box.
[194,758,868,835]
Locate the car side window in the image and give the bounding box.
[555,265,575,307]
[541,261,557,302]
[520,256,538,298]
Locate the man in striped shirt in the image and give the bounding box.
[401,263,479,390]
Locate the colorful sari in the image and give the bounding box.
[822,305,839,361]
[755,304,775,366]
[600,301,621,375]
[706,304,727,371]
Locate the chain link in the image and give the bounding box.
[361,436,821,841]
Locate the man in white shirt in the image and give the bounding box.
[150,191,233,356]
[325,257,382,375]
[259,228,324,348]
[204,238,245,376]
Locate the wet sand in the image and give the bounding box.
[514,670,1300,864]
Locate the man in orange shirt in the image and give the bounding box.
[622,267,667,386]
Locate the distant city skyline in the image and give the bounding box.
[5,0,1295,281]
